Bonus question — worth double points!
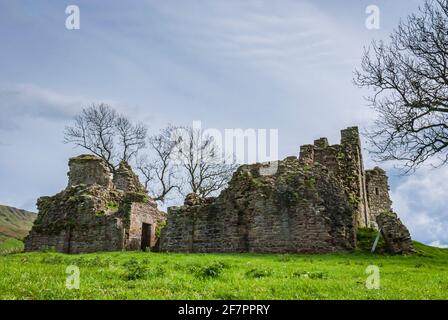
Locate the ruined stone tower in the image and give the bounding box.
[25,154,165,254]
[365,167,393,228]
[299,127,381,228]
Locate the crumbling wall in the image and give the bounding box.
[366,167,392,226]
[161,126,413,255]
[68,154,112,188]
[113,161,147,193]
[299,127,377,228]
[377,211,414,254]
[25,155,165,254]
[160,158,356,253]
[24,185,125,253]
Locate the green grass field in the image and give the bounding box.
[0,237,24,253]
[0,241,447,300]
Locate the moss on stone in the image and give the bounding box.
[348,193,360,206]
[106,201,119,212]
[123,192,150,204]
[155,220,167,238]
[356,227,386,253]
[304,176,316,190]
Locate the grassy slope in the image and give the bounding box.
[0,204,36,240]
[0,241,447,300]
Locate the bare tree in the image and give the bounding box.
[174,126,238,198]
[115,115,147,162]
[136,125,180,202]
[354,0,448,172]
[64,103,147,172]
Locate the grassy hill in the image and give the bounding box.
[0,241,447,299]
[0,204,36,252]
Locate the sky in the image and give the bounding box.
[0,0,447,247]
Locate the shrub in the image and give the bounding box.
[40,255,66,265]
[122,258,147,280]
[72,256,113,268]
[148,266,166,277]
[415,263,424,268]
[245,268,272,278]
[195,261,227,279]
[277,254,292,262]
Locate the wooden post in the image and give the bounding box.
[371,227,382,253]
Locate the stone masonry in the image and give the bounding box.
[299,127,373,228]
[377,211,414,254]
[365,167,392,227]
[25,154,166,254]
[161,158,356,253]
[160,127,414,254]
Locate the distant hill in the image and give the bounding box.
[0,204,36,242]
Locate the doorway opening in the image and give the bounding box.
[141,223,152,251]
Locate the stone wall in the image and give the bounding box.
[377,211,414,254]
[160,126,414,254]
[68,154,113,188]
[126,201,166,250]
[299,127,381,227]
[366,167,392,228]
[26,128,413,255]
[160,158,356,253]
[113,161,147,193]
[25,184,125,253]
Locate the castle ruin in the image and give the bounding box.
[25,155,166,254]
[25,127,413,255]
[160,127,414,254]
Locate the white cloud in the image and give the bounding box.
[0,84,85,124]
[429,241,448,248]
[391,166,448,246]
[0,84,126,131]
[149,0,355,72]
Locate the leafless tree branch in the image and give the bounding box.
[354,0,448,172]
[64,103,147,172]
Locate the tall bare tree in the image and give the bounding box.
[174,125,238,198]
[355,0,448,171]
[64,103,147,172]
[137,125,181,202]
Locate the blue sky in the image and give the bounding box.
[0,0,447,247]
